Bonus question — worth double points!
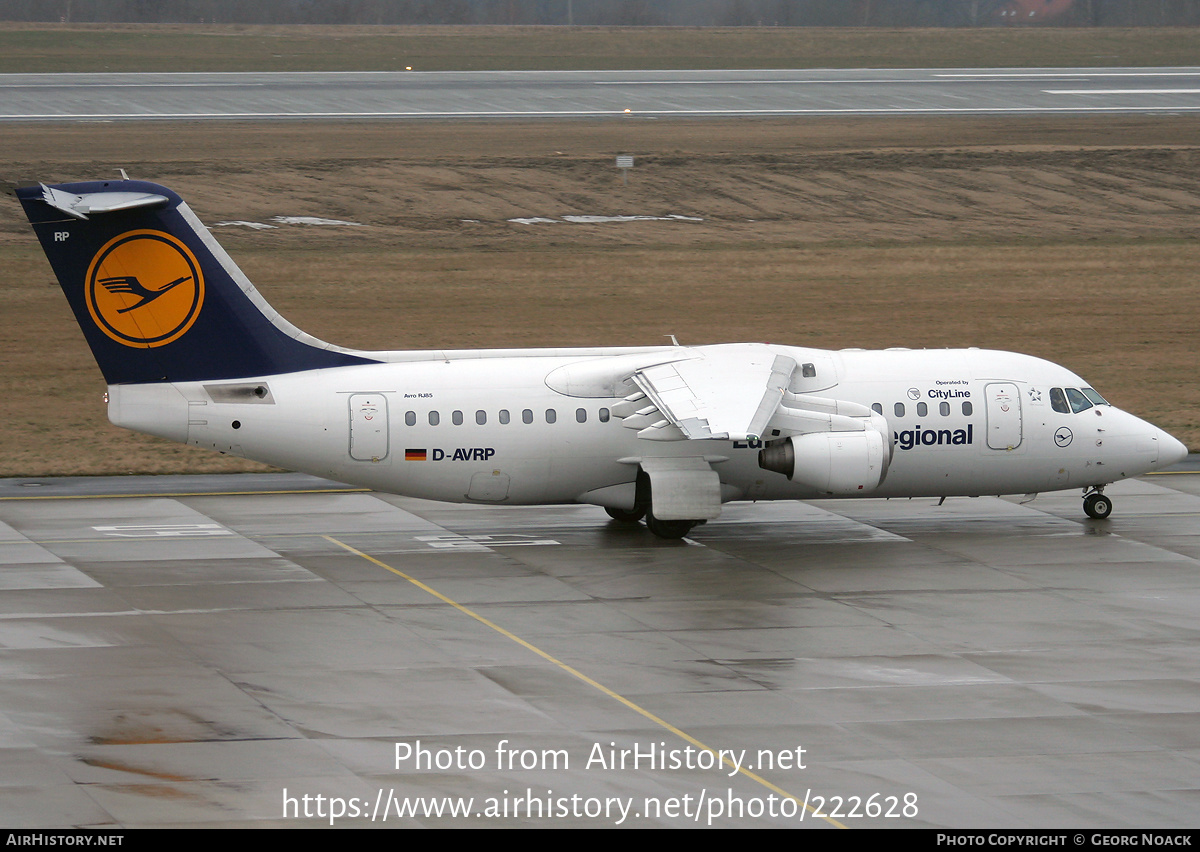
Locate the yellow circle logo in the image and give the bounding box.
[85,230,204,348]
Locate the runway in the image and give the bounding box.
[3,67,1200,120]
[2,469,1198,827]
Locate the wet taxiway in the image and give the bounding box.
[1,469,1198,827]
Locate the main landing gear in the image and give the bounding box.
[604,506,645,524]
[605,470,705,539]
[604,505,700,540]
[645,513,697,540]
[1083,488,1113,520]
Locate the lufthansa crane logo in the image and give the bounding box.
[85,230,204,348]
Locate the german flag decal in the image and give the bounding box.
[405,449,427,461]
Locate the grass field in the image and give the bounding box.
[1,23,1200,72]
[2,26,1198,475]
[3,114,1198,475]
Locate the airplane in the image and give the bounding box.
[14,179,1189,538]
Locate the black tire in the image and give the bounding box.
[605,505,646,523]
[1083,492,1113,520]
[645,513,695,540]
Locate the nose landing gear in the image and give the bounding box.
[1083,488,1112,520]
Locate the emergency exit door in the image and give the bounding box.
[349,394,389,461]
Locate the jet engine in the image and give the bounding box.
[758,425,891,495]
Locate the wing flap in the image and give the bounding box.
[624,344,796,442]
[607,343,883,448]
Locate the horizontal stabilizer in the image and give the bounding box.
[41,184,168,219]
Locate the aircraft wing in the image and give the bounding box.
[613,344,796,442]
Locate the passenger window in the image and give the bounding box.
[894,402,905,418]
[599,408,610,423]
[428,411,439,426]
[1065,387,1093,413]
[499,409,510,425]
[522,409,533,424]
[476,410,487,425]
[546,409,557,424]
[940,401,950,416]
[801,363,816,378]
[962,401,973,416]
[1050,387,1069,414]
[405,411,416,426]
[576,408,587,423]
[916,402,927,417]
[871,403,883,415]
[452,410,464,426]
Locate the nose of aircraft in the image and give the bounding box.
[1156,428,1189,468]
[1107,409,1188,476]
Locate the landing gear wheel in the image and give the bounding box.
[1083,492,1113,520]
[645,513,696,540]
[605,506,646,524]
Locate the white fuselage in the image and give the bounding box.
[106,345,1181,509]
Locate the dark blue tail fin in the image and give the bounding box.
[16,179,377,385]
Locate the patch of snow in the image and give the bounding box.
[563,214,704,224]
[214,220,277,230]
[508,214,704,225]
[271,216,364,226]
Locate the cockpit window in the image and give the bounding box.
[1049,387,1069,414]
[1081,387,1109,406]
[1065,387,1093,413]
